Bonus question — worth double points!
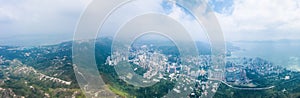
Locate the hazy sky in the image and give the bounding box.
[0,0,90,46]
[0,0,300,46]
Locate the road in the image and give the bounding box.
[208,78,275,90]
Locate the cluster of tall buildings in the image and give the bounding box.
[105,45,215,81]
[225,57,291,85]
[105,44,225,96]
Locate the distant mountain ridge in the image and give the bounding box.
[235,39,300,43]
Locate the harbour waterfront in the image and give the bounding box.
[231,41,300,71]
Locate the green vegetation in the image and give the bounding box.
[1,38,300,97]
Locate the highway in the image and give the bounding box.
[208,78,275,90]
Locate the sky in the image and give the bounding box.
[0,0,90,46]
[0,0,300,46]
[212,0,300,41]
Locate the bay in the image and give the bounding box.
[232,41,300,71]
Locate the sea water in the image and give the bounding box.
[232,41,300,71]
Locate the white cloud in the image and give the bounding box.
[99,0,165,37]
[99,0,208,42]
[0,0,89,36]
[216,0,300,41]
[167,1,209,42]
[0,0,90,46]
[2,0,298,45]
